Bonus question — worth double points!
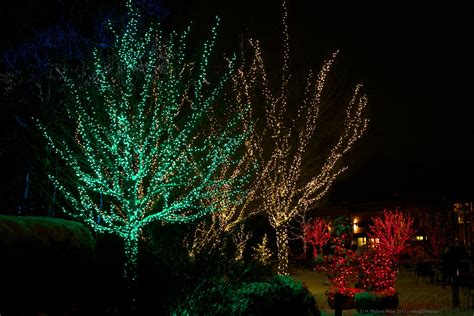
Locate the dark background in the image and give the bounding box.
[0,0,473,212]
[160,0,474,202]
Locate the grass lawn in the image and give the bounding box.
[291,266,474,315]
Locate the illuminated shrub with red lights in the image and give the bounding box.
[315,216,402,310]
[356,244,398,292]
[315,218,360,305]
[355,245,399,311]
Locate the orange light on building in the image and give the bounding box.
[353,218,359,234]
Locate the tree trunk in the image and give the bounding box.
[123,234,140,314]
[275,224,289,275]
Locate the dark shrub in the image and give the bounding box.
[173,275,320,316]
[235,276,320,315]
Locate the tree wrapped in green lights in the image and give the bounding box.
[38,0,251,284]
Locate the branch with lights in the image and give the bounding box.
[368,209,416,260]
[38,0,252,289]
[303,217,331,257]
[239,0,369,275]
[185,59,262,259]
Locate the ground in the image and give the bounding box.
[291,266,474,316]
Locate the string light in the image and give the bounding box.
[233,224,253,261]
[37,0,250,285]
[318,230,359,299]
[368,210,415,258]
[357,245,398,293]
[252,234,273,265]
[318,221,399,302]
[185,60,261,258]
[239,0,369,275]
[303,217,331,257]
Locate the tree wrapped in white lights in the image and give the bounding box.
[244,1,369,275]
[38,0,251,284]
[252,234,273,265]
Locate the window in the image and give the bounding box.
[357,237,367,247]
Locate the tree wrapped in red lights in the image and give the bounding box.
[303,217,330,257]
[368,210,415,258]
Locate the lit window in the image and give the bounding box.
[357,237,367,247]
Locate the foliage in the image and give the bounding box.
[173,275,320,316]
[354,289,399,313]
[1,215,99,314]
[233,224,253,261]
[326,287,363,309]
[0,215,95,256]
[368,209,415,258]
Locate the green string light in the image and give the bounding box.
[38,0,250,286]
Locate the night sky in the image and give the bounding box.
[1,0,473,208]
[160,0,474,202]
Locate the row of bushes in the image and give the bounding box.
[1,216,320,315]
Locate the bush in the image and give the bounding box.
[236,276,320,315]
[354,290,399,313]
[173,275,320,315]
[0,215,97,314]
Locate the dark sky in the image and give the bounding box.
[1,0,473,204]
[159,0,474,201]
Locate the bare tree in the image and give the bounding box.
[241,0,369,275]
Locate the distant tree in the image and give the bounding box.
[0,22,93,215]
[303,217,331,257]
[38,0,250,291]
[368,210,416,258]
[420,212,447,259]
[241,0,368,275]
[0,0,167,215]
